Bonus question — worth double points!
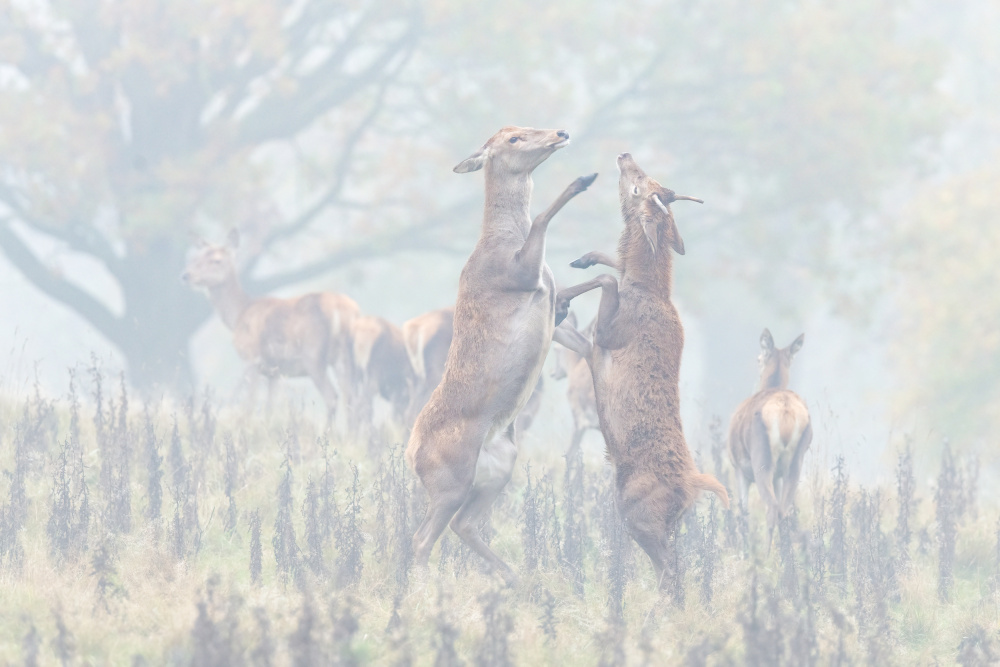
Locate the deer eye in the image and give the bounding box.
[632,184,640,196]
[509,137,519,144]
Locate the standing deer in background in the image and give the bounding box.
[728,329,811,541]
[349,314,413,430]
[402,307,454,427]
[406,126,597,583]
[553,152,728,588]
[550,311,601,455]
[182,230,358,419]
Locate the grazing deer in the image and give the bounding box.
[553,153,729,588]
[406,126,596,583]
[728,329,811,540]
[349,314,414,429]
[402,307,455,427]
[550,312,601,455]
[181,230,358,418]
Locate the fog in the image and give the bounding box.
[1,0,997,481]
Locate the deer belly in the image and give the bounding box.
[490,308,553,430]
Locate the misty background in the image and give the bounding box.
[0,0,996,481]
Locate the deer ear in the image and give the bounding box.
[651,194,685,255]
[760,328,775,353]
[453,146,488,173]
[789,333,805,356]
[226,228,241,249]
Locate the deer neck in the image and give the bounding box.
[481,167,533,239]
[758,365,789,392]
[207,274,252,330]
[617,220,674,296]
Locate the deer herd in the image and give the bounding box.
[183,126,812,589]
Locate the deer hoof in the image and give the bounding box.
[573,172,598,191]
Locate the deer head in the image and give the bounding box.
[181,228,240,289]
[757,328,805,391]
[454,126,570,176]
[616,152,701,256]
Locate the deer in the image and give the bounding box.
[181,230,358,419]
[552,152,729,589]
[728,329,811,542]
[405,126,597,583]
[348,314,414,430]
[550,312,601,455]
[403,305,544,436]
[401,307,455,427]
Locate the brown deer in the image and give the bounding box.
[550,312,601,455]
[401,307,454,427]
[348,314,414,429]
[181,230,358,418]
[402,305,544,435]
[406,126,596,583]
[553,152,729,588]
[728,329,811,540]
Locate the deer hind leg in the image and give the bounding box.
[748,417,780,549]
[619,493,677,590]
[410,427,482,567]
[780,422,812,517]
[449,425,519,584]
[305,362,339,424]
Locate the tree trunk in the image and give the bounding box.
[113,237,211,394]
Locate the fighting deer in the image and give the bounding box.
[349,314,413,429]
[402,306,545,436]
[553,152,729,588]
[406,126,597,583]
[401,307,454,426]
[181,230,358,418]
[550,311,601,455]
[728,329,811,540]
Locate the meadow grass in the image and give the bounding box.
[0,372,996,665]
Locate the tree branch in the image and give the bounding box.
[0,184,122,272]
[245,197,474,294]
[0,218,124,344]
[236,10,420,146]
[242,80,390,280]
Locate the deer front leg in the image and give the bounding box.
[552,320,592,359]
[554,275,606,326]
[511,173,598,290]
[570,250,620,271]
[590,274,627,350]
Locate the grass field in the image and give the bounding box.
[0,369,997,666]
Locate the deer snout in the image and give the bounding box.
[557,130,569,140]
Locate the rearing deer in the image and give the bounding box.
[553,152,728,588]
[728,329,811,540]
[401,307,454,427]
[182,230,358,418]
[406,126,596,583]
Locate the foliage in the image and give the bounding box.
[0,382,997,664]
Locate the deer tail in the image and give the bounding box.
[692,472,730,509]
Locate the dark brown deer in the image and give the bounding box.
[406,126,596,583]
[401,307,454,427]
[550,312,601,455]
[553,152,728,588]
[728,329,811,540]
[182,230,358,418]
[349,314,413,429]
